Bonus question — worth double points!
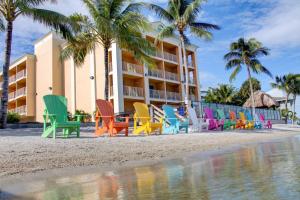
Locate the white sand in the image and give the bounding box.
[0,124,299,179]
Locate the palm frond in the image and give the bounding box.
[190,22,220,31]
[190,26,212,40]
[229,65,241,82]
[251,47,270,57]
[0,17,4,31]
[156,24,176,41]
[183,0,202,23]
[141,3,174,22]
[225,59,242,70]
[224,52,242,61]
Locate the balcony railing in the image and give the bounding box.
[108,63,112,73]
[16,105,27,115]
[149,89,165,99]
[187,62,194,68]
[190,94,196,101]
[16,87,26,98]
[8,92,15,100]
[122,62,143,75]
[165,71,179,81]
[148,68,164,79]
[16,69,26,80]
[124,86,144,97]
[9,75,16,83]
[164,52,177,63]
[154,51,163,58]
[189,79,196,85]
[166,91,181,101]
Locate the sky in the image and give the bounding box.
[0,0,299,93]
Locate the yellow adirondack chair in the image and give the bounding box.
[133,102,162,135]
[239,112,254,129]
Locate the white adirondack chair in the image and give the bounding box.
[188,107,208,132]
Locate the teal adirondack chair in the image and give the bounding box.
[245,110,262,129]
[216,109,236,130]
[162,105,189,134]
[42,95,81,139]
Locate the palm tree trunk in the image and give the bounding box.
[284,93,290,123]
[179,33,189,107]
[104,47,109,100]
[292,94,296,125]
[246,66,255,118]
[0,21,13,129]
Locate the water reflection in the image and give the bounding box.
[1,136,300,200]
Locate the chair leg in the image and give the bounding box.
[53,127,56,139]
[77,126,80,138]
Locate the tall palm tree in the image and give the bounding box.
[142,0,220,104]
[271,74,300,123]
[289,74,300,124]
[0,0,73,128]
[61,0,154,100]
[205,84,236,104]
[224,38,272,117]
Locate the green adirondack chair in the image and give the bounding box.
[42,95,81,139]
[216,109,236,130]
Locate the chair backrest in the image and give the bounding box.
[188,107,199,126]
[163,105,177,126]
[43,95,68,123]
[239,112,246,121]
[259,114,266,122]
[216,109,225,120]
[96,99,114,125]
[204,107,214,120]
[229,111,236,120]
[133,102,150,124]
[245,110,253,121]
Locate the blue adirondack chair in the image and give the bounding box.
[245,110,262,129]
[162,105,189,134]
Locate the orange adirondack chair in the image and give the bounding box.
[230,111,246,129]
[95,99,129,136]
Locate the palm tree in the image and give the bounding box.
[271,74,300,123]
[205,84,237,104]
[224,38,272,117]
[142,0,220,105]
[289,75,300,124]
[61,0,154,100]
[0,0,73,128]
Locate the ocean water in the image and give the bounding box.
[1,135,300,200]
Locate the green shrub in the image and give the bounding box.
[68,110,92,123]
[7,112,21,124]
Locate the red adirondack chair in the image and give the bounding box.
[95,99,129,136]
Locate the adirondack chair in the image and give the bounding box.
[216,109,235,130]
[259,114,272,129]
[239,112,254,129]
[230,111,246,129]
[204,108,223,130]
[162,105,188,134]
[42,95,81,139]
[133,102,162,135]
[246,111,262,129]
[188,107,208,132]
[95,99,129,137]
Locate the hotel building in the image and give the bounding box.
[0,24,201,122]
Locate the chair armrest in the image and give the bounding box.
[43,114,57,123]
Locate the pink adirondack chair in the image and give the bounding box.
[204,108,224,130]
[259,114,272,129]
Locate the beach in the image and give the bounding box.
[0,124,299,181]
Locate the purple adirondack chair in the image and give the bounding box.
[204,108,224,130]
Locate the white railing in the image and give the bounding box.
[16,87,26,98]
[122,62,143,75]
[8,92,15,100]
[154,51,163,58]
[164,52,177,63]
[149,89,165,99]
[165,71,179,81]
[16,105,27,115]
[148,68,164,79]
[124,86,144,97]
[9,75,16,83]
[190,94,196,101]
[16,69,26,80]
[189,79,196,85]
[166,91,181,101]
[187,62,194,68]
[8,108,16,113]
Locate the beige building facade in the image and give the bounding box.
[0,29,201,122]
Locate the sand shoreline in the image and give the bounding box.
[0,124,299,183]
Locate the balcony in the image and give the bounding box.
[187,62,194,68]
[165,71,179,82]
[9,75,16,84]
[166,91,181,101]
[189,79,196,85]
[148,68,164,79]
[149,89,165,99]
[16,87,26,98]
[16,69,26,80]
[124,86,144,98]
[16,105,27,115]
[153,51,163,58]
[8,92,15,101]
[164,52,177,63]
[122,62,143,75]
[190,94,196,101]
[108,63,112,73]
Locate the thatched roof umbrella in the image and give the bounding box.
[243,91,279,108]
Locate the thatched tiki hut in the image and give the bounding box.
[243,91,279,108]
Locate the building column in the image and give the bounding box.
[178,44,185,100]
[70,57,76,114]
[144,65,150,104]
[111,43,124,113]
[194,53,202,102]
[89,49,97,118]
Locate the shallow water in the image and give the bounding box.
[1,136,300,200]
